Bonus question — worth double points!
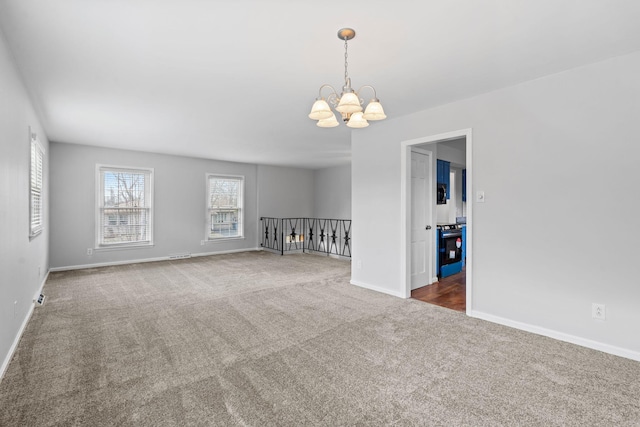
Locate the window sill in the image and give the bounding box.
[95,243,155,252]
[202,236,245,245]
[29,229,43,240]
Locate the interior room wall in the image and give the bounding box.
[436,201,450,224]
[435,169,458,224]
[452,166,464,219]
[313,164,351,220]
[256,165,314,219]
[435,142,466,223]
[351,50,640,359]
[49,142,259,269]
[0,31,49,377]
[437,143,466,166]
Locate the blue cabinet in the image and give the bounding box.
[444,161,450,199]
[437,159,451,199]
[462,169,467,202]
[461,225,466,266]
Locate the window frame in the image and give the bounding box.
[205,173,244,242]
[29,132,44,238]
[95,164,154,249]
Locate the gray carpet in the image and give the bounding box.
[1,251,639,426]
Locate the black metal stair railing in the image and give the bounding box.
[260,217,281,254]
[260,217,351,258]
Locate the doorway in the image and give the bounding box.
[411,266,466,311]
[400,129,472,315]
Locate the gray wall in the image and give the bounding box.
[256,163,351,220]
[352,50,640,358]
[313,164,351,220]
[435,143,466,223]
[0,31,49,375]
[436,143,465,167]
[50,143,260,269]
[49,145,330,269]
[257,165,314,219]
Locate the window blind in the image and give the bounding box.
[30,138,44,236]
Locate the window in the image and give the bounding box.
[207,174,243,240]
[29,133,44,237]
[97,165,153,247]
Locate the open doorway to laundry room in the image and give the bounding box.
[400,129,472,314]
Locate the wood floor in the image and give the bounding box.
[411,266,466,312]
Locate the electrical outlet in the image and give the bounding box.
[592,303,606,320]
[35,294,45,306]
[14,301,17,319]
[87,248,93,256]
[38,266,41,277]
[356,260,362,269]
[476,191,486,203]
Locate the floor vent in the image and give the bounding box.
[169,253,192,260]
[35,294,46,306]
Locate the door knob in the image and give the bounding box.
[425,225,432,230]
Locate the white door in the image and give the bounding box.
[411,149,433,289]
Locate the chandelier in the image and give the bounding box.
[308,28,387,128]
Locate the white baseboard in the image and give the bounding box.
[49,247,262,272]
[470,310,640,362]
[0,271,49,381]
[50,256,170,271]
[350,280,406,299]
[192,247,261,259]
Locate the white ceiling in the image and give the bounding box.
[1,1,640,169]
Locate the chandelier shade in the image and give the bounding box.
[308,99,333,120]
[317,113,340,128]
[363,99,387,120]
[336,92,363,114]
[345,111,369,128]
[308,28,386,128]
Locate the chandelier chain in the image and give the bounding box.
[344,37,349,84]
